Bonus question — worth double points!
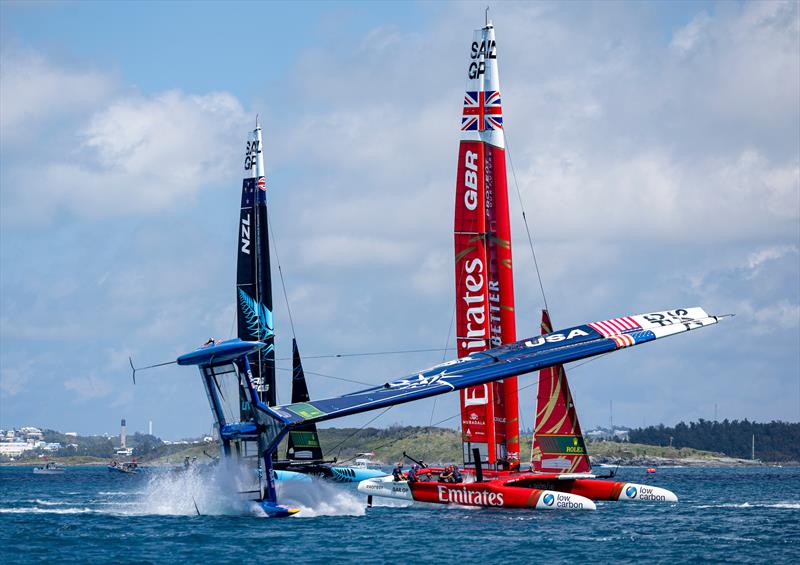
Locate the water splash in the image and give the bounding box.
[278,478,366,517]
[133,461,254,516]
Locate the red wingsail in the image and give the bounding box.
[454,19,519,468]
[531,310,592,474]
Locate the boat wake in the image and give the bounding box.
[694,501,800,509]
[277,478,366,517]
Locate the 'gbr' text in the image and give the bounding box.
[463,150,479,210]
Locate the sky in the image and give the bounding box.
[1,1,798,440]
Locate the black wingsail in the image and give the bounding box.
[236,123,276,409]
[285,339,324,460]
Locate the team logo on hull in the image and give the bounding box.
[436,485,504,507]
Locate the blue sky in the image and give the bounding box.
[1,1,798,439]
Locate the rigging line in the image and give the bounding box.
[273,365,374,387]
[267,210,297,340]
[329,406,393,458]
[353,353,615,460]
[431,269,460,428]
[341,352,616,462]
[273,347,456,361]
[338,410,464,465]
[504,132,549,314]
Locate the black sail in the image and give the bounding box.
[286,339,324,460]
[236,125,276,409]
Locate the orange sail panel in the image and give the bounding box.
[531,310,591,474]
[455,20,519,467]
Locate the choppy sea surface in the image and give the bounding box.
[1,465,798,563]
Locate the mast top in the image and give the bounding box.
[484,6,493,29]
[256,114,261,129]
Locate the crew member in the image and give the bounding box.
[452,465,463,483]
[392,462,404,482]
[407,464,419,484]
[439,465,454,483]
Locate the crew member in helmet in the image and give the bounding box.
[392,462,404,482]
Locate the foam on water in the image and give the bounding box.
[694,501,800,509]
[278,478,366,517]
[0,507,96,514]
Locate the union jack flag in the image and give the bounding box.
[461,90,503,131]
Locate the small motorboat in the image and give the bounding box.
[32,461,65,474]
[108,460,138,474]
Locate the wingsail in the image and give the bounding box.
[270,307,721,426]
[454,18,519,469]
[236,122,276,406]
[285,339,324,461]
[531,310,591,474]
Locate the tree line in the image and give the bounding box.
[629,419,800,462]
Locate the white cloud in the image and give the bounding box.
[670,12,712,56]
[0,47,115,143]
[1,51,249,226]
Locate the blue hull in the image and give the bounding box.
[330,466,387,482]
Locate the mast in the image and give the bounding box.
[454,17,519,468]
[236,121,276,408]
[530,310,591,474]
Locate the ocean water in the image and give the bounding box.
[0,465,798,563]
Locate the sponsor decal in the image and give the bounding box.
[625,486,638,499]
[257,176,266,191]
[468,39,496,79]
[555,493,584,509]
[459,257,488,353]
[437,485,504,507]
[543,493,555,506]
[642,308,705,330]
[286,403,326,419]
[524,328,589,348]
[637,486,667,502]
[244,138,261,170]
[464,383,489,406]
[538,435,586,456]
[385,371,452,391]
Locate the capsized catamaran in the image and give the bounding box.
[455,14,519,471]
[181,306,721,515]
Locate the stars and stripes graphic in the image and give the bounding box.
[589,316,641,337]
[611,334,635,348]
[461,90,503,131]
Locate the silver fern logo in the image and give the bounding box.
[238,289,274,339]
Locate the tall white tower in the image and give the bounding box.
[120,418,127,449]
